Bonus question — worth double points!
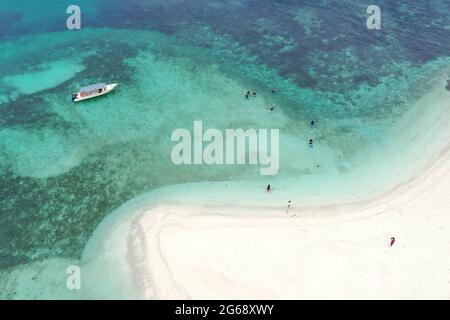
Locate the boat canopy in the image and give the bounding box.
[79,83,106,93]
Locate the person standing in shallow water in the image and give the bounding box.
[309,139,314,148]
[267,184,272,193]
[310,120,315,127]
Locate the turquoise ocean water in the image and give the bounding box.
[0,0,449,298]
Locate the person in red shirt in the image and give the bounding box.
[390,237,396,247]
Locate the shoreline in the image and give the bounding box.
[123,146,449,299]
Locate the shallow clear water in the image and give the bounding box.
[0,0,449,295]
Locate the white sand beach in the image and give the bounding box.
[118,146,450,299]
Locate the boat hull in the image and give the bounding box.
[73,83,118,102]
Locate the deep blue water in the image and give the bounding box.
[2,0,450,90]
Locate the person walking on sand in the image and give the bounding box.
[390,237,396,247]
[287,200,292,212]
[287,200,297,217]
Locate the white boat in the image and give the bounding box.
[72,83,118,102]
